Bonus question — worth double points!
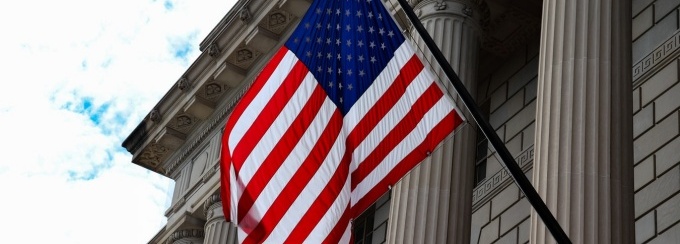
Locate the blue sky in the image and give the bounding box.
[0,0,235,242]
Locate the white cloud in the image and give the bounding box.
[0,0,236,243]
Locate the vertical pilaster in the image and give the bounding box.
[531,0,634,243]
[203,193,237,244]
[386,1,482,243]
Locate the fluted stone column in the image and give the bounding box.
[168,229,204,244]
[530,0,634,243]
[203,193,237,244]
[386,1,482,243]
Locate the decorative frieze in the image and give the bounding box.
[633,30,680,86]
[260,10,295,35]
[227,46,262,70]
[471,145,534,209]
[164,81,253,176]
[138,143,169,167]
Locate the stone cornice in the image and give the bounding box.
[123,0,310,177]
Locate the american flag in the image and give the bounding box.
[220,0,464,243]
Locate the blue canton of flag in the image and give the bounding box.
[285,0,405,114]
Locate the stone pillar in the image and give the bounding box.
[386,1,482,243]
[203,193,237,244]
[168,229,204,244]
[530,0,634,243]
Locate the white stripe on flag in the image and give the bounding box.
[228,51,299,152]
[351,97,454,205]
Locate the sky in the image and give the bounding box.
[0,0,236,242]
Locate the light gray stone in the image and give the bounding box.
[499,198,530,234]
[478,218,499,244]
[648,221,680,244]
[634,156,654,191]
[508,57,538,96]
[472,202,491,227]
[506,133,522,157]
[490,83,508,112]
[633,0,654,17]
[633,6,653,40]
[633,10,678,63]
[495,228,517,244]
[641,60,678,106]
[491,184,520,218]
[654,0,680,22]
[496,126,507,144]
[656,191,680,232]
[654,83,680,121]
[521,122,535,150]
[490,53,526,92]
[633,111,679,163]
[633,87,641,113]
[635,211,656,244]
[471,203,490,244]
[655,135,680,176]
[518,219,530,244]
[635,166,680,217]
[633,104,654,138]
[524,78,537,105]
[485,153,502,181]
[505,100,537,140]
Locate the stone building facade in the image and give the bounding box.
[123,0,680,243]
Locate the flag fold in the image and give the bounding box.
[220,0,464,243]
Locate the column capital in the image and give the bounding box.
[203,193,223,220]
[168,229,205,243]
[411,0,489,25]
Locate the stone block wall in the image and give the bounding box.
[633,1,680,243]
[470,40,540,244]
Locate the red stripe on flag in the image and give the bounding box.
[221,48,289,222]
[284,152,351,243]
[231,60,309,174]
[351,111,464,216]
[242,110,344,244]
[237,85,328,223]
[351,83,445,190]
[323,202,352,244]
[345,55,424,153]
[222,47,289,157]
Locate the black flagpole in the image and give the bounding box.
[394,1,571,243]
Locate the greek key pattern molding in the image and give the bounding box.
[472,145,534,210]
[633,30,680,87]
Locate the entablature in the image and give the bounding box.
[122,0,312,177]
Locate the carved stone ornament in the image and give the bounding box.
[207,43,221,58]
[463,5,473,16]
[139,143,168,166]
[203,193,222,215]
[239,7,251,23]
[149,109,161,123]
[177,77,190,91]
[169,229,205,242]
[434,1,447,10]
